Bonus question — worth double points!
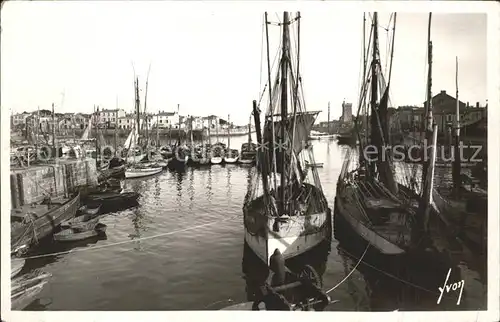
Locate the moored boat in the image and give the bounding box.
[125,165,163,179]
[11,257,25,278]
[54,223,107,242]
[11,191,80,254]
[11,271,52,310]
[244,12,332,265]
[84,191,140,213]
[224,149,239,164]
[309,130,335,140]
[60,216,101,231]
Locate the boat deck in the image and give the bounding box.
[11,196,73,222]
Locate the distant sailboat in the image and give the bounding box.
[224,114,239,164]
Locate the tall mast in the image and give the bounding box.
[227,114,231,149]
[177,104,181,145]
[362,13,367,146]
[135,78,141,147]
[115,95,118,156]
[421,13,434,195]
[52,103,56,149]
[327,102,331,134]
[248,113,252,144]
[452,57,461,197]
[144,64,151,147]
[368,13,379,176]
[190,115,194,147]
[156,111,160,150]
[279,11,290,214]
[35,106,40,157]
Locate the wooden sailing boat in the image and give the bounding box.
[224,114,239,163]
[167,104,189,170]
[210,116,224,164]
[334,13,438,256]
[239,114,257,165]
[125,77,162,178]
[243,12,331,265]
[431,59,487,251]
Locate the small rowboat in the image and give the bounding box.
[54,223,107,242]
[78,204,102,216]
[239,158,255,165]
[11,271,52,310]
[60,216,100,231]
[210,157,223,164]
[305,161,324,168]
[11,257,25,278]
[125,166,163,179]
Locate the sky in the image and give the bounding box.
[1,2,487,125]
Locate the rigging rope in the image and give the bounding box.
[12,213,241,261]
[326,244,370,294]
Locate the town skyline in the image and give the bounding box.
[1,3,487,125]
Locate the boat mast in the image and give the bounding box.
[144,64,151,148]
[177,104,181,146]
[135,78,141,148]
[368,13,379,177]
[362,13,367,147]
[327,102,331,134]
[156,111,160,150]
[115,95,118,156]
[265,12,277,190]
[279,11,290,214]
[52,103,56,150]
[452,57,461,197]
[94,105,98,162]
[35,106,40,158]
[190,115,194,147]
[418,12,436,237]
[247,113,252,144]
[227,114,231,150]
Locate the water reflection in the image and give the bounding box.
[337,245,464,311]
[226,166,232,201]
[206,167,213,202]
[241,241,331,303]
[19,234,107,274]
[188,168,195,205]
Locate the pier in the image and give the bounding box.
[10,158,98,208]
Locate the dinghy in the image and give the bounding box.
[60,216,100,231]
[54,223,107,242]
[11,257,25,278]
[11,271,52,310]
[224,149,239,164]
[125,165,163,179]
[78,204,102,216]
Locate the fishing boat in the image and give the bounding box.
[224,114,240,164]
[336,132,356,145]
[11,257,25,278]
[167,105,190,170]
[11,271,52,310]
[335,13,447,264]
[11,191,80,254]
[309,130,335,140]
[210,142,225,165]
[239,116,257,165]
[429,58,487,252]
[125,164,163,178]
[54,223,107,242]
[85,191,140,213]
[243,12,332,265]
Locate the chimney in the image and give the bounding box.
[467,101,469,108]
[476,102,479,108]
[440,90,446,95]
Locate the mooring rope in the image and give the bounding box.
[12,214,240,261]
[325,244,370,294]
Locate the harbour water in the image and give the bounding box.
[18,137,486,311]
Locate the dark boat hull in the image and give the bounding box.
[11,192,80,252]
[85,192,139,213]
